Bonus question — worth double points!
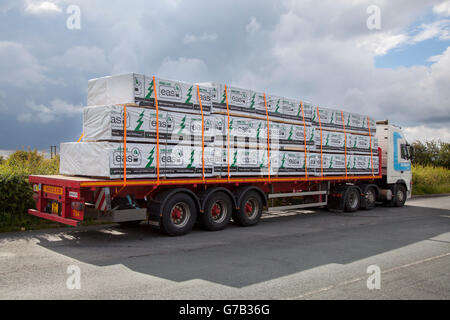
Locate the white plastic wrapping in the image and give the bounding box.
[83,105,219,145]
[60,142,215,178]
[311,107,377,135]
[309,152,379,176]
[311,128,378,153]
[88,73,212,115]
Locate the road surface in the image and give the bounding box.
[1,196,449,299]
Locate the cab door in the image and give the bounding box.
[389,127,412,196]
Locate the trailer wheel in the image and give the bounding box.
[394,184,407,207]
[344,187,360,212]
[160,193,197,236]
[199,192,232,231]
[361,187,376,210]
[233,191,263,226]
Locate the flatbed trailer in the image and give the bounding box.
[28,120,413,236]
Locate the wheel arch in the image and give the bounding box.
[395,179,408,191]
[359,183,380,196]
[155,188,201,215]
[233,186,267,209]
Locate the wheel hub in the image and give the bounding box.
[171,205,186,224]
[211,204,221,217]
[245,202,253,214]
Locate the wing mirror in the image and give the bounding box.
[407,144,414,160]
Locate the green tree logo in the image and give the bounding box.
[145,79,154,99]
[220,90,226,104]
[186,150,195,168]
[178,115,187,134]
[185,85,193,104]
[275,100,280,113]
[231,151,237,167]
[135,111,144,132]
[145,147,155,168]
[249,93,255,109]
[256,122,262,139]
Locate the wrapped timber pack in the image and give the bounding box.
[60,142,215,178]
[88,73,212,115]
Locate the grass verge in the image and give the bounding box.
[412,165,450,195]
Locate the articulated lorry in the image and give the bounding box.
[28,119,413,236]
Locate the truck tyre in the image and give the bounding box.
[344,187,360,212]
[233,191,263,226]
[394,184,407,207]
[199,192,232,231]
[160,193,197,236]
[361,187,376,210]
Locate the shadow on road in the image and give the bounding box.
[15,203,450,288]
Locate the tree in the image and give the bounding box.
[438,141,450,169]
[412,140,450,168]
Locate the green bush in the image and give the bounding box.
[1,149,59,176]
[0,173,35,214]
[0,149,59,217]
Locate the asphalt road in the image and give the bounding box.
[0,196,449,300]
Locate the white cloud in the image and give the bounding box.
[157,57,209,82]
[356,19,450,56]
[1,0,450,148]
[18,99,81,124]
[357,32,409,55]
[428,54,443,62]
[403,125,450,142]
[236,5,450,135]
[246,16,261,34]
[25,1,62,14]
[413,19,450,42]
[0,41,47,87]
[183,32,217,44]
[433,0,450,16]
[48,46,110,74]
[183,34,197,44]
[0,90,6,111]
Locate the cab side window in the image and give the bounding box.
[400,144,409,160]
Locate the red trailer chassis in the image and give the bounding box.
[28,148,383,228]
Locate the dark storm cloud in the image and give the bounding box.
[0,0,449,149]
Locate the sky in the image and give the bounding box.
[0,0,449,150]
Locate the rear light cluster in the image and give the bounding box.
[71,201,85,211]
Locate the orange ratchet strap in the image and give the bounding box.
[341,111,348,178]
[112,104,129,197]
[316,107,324,177]
[123,105,127,186]
[263,93,271,183]
[112,104,127,198]
[197,85,205,183]
[225,85,231,182]
[77,133,84,142]
[367,116,375,176]
[153,76,160,185]
[300,101,308,178]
